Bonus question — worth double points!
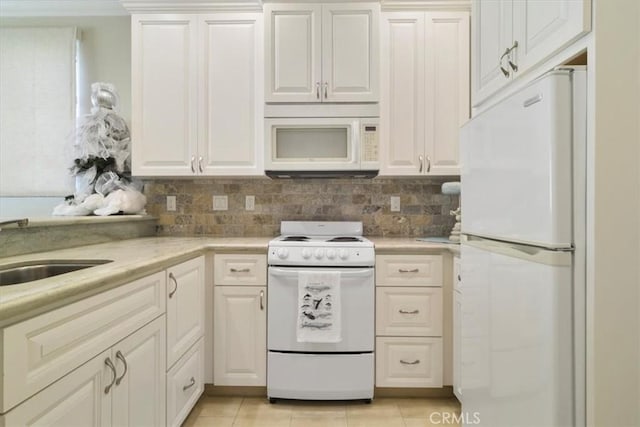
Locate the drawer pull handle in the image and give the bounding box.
[400,359,421,365]
[230,268,250,273]
[399,309,419,314]
[398,268,419,273]
[115,351,128,386]
[168,272,178,298]
[183,376,196,391]
[104,357,117,394]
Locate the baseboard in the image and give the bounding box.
[204,384,454,399]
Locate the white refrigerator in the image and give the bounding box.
[459,68,586,427]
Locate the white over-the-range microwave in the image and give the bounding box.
[264,117,380,178]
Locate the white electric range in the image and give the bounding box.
[267,221,375,402]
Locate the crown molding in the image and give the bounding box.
[0,0,128,17]
[119,0,264,13]
[381,0,470,11]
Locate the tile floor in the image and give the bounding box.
[182,396,462,427]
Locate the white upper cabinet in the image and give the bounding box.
[132,15,198,176]
[472,0,590,106]
[131,13,263,177]
[380,11,469,176]
[265,2,379,103]
[199,14,263,175]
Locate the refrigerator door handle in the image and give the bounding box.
[463,235,572,266]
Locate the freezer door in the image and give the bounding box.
[461,70,574,248]
[460,239,574,427]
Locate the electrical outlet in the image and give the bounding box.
[213,195,228,211]
[166,195,176,212]
[390,196,401,212]
[245,195,255,211]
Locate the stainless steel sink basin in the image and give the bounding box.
[0,259,113,286]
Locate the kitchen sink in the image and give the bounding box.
[0,259,113,286]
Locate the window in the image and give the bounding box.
[0,27,77,196]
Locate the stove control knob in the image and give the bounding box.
[338,249,349,260]
[314,248,325,259]
[301,248,312,259]
[276,248,289,259]
[326,249,337,260]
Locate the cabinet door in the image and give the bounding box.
[424,12,469,176]
[471,0,512,106]
[0,350,111,427]
[213,286,266,386]
[167,256,205,369]
[111,317,166,427]
[265,3,322,103]
[199,14,263,176]
[380,12,425,175]
[131,15,199,176]
[322,3,379,102]
[512,0,590,74]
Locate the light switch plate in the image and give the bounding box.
[245,195,255,211]
[166,196,176,212]
[390,196,400,212]
[213,195,228,211]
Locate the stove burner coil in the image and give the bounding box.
[326,237,362,242]
[282,236,310,242]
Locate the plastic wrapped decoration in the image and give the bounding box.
[53,82,146,215]
[71,82,131,178]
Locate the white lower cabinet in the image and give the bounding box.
[213,286,267,386]
[213,252,267,387]
[375,254,444,388]
[167,338,204,427]
[167,256,206,369]
[1,316,166,427]
[165,256,206,426]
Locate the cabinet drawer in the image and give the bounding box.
[376,287,442,337]
[376,255,443,287]
[214,254,266,286]
[1,272,166,413]
[375,337,443,388]
[167,338,204,427]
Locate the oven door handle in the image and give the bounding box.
[268,267,373,278]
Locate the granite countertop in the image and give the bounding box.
[0,236,458,327]
[0,237,271,327]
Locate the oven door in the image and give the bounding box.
[267,266,374,353]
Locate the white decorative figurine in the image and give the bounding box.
[441,182,461,242]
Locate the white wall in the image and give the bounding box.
[589,0,640,425]
[0,15,131,214]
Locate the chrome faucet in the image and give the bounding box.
[0,218,29,230]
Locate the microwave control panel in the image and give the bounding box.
[361,123,379,163]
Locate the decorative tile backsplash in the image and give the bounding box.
[144,177,459,237]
